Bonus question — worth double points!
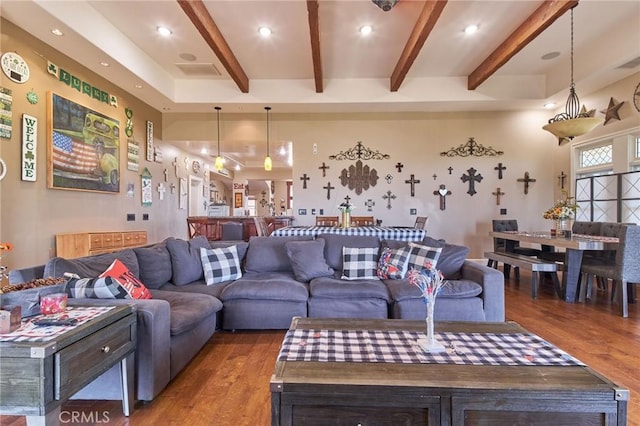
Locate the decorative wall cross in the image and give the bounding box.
[395,163,404,172]
[339,160,378,195]
[460,167,483,196]
[494,162,506,179]
[323,182,335,200]
[492,187,505,205]
[172,157,179,177]
[517,171,536,195]
[432,174,437,180]
[319,162,330,177]
[382,191,396,210]
[300,173,310,189]
[157,183,166,200]
[448,166,453,175]
[433,184,451,211]
[170,183,176,194]
[385,174,393,184]
[163,168,168,182]
[365,199,375,212]
[558,171,567,189]
[405,174,421,197]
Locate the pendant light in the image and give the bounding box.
[542,7,602,144]
[214,106,224,171]
[264,106,272,171]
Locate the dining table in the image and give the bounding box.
[271,225,426,242]
[490,231,619,303]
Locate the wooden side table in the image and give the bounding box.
[0,305,136,425]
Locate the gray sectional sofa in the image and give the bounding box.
[9,233,504,402]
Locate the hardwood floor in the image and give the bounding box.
[1,270,638,426]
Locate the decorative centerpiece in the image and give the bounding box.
[338,198,354,229]
[0,241,13,286]
[543,194,578,236]
[408,263,447,353]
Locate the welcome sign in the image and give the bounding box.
[22,114,37,181]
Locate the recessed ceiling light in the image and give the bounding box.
[135,84,143,89]
[359,25,373,36]
[51,28,63,36]
[179,53,197,62]
[541,51,561,60]
[464,25,478,35]
[201,147,208,155]
[235,164,241,171]
[258,26,272,37]
[544,102,557,109]
[157,26,172,37]
[100,61,110,67]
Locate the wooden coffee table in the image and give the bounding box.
[270,318,628,425]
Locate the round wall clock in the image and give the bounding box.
[634,82,640,112]
[1,52,30,83]
[192,160,201,174]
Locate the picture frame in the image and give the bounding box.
[47,92,120,193]
[234,192,243,208]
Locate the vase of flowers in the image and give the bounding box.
[408,263,447,353]
[543,194,578,237]
[338,199,354,229]
[0,241,13,286]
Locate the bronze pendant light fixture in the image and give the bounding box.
[264,106,272,171]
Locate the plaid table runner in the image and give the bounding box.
[0,306,116,342]
[271,226,426,242]
[278,329,584,367]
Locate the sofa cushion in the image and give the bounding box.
[156,291,222,336]
[386,278,482,301]
[100,259,152,299]
[310,275,390,300]
[244,236,313,273]
[319,234,380,271]
[134,242,172,289]
[407,242,442,272]
[437,244,470,280]
[376,246,410,279]
[220,272,309,302]
[341,247,379,280]
[165,236,210,286]
[158,281,230,299]
[200,245,242,285]
[44,249,139,279]
[285,238,334,283]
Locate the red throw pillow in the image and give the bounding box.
[100,259,152,299]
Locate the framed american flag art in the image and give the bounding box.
[47,92,120,193]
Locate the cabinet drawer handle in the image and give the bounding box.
[101,345,110,353]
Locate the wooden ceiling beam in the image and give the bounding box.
[178,0,249,93]
[307,0,323,93]
[390,1,448,92]
[468,0,579,90]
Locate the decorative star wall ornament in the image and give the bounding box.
[600,97,624,125]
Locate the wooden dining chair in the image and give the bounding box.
[253,216,271,236]
[413,216,428,230]
[316,216,339,226]
[489,219,541,279]
[350,216,374,226]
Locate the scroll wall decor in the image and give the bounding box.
[440,137,503,157]
[329,141,390,161]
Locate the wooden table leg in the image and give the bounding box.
[563,249,584,303]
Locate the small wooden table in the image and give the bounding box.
[0,305,136,425]
[271,318,628,425]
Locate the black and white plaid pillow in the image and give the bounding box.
[66,276,130,299]
[341,247,380,280]
[407,242,442,271]
[200,245,242,285]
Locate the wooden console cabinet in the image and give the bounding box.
[56,231,147,259]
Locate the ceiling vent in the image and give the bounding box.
[175,63,221,76]
[616,56,640,69]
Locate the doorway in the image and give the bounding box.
[188,175,206,216]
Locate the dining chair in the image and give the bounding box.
[253,216,271,236]
[579,224,640,317]
[350,216,374,226]
[489,219,541,279]
[316,216,339,226]
[413,216,429,230]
